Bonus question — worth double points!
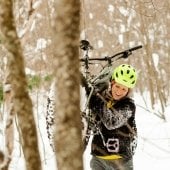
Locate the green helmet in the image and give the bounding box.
[111,64,137,88]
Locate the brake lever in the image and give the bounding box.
[116,51,132,60]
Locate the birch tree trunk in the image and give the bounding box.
[0,0,41,170]
[52,0,83,170]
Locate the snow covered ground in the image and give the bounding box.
[1,91,170,170]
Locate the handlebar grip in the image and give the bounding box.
[129,45,143,52]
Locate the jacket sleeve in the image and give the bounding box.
[98,100,136,130]
[82,74,109,96]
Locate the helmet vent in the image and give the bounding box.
[121,70,123,75]
[130,75,134,79]
[127,70,130,74]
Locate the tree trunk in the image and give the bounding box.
[52,0,83,170]
[0,0,41,170]
[1,81,14,170]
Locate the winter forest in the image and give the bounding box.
[0,0,170,170]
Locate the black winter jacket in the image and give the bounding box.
[89,89,137,161]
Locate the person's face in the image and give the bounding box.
[111,81,129,100]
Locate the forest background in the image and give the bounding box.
[0,0,169,170]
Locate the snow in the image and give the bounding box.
[133,93,170,170]
[119,34,123,44]
[108,5,114,13]
[36,38,49,51]
[89,13,93,19]
[32,0,42,9]
[97,40,104,48]
[152,53,159,69]
[119,7,129,17]
[0,91,170,170]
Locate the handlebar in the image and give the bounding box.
[80,45,142,63]
[127,45,143,52]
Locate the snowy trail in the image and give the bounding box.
[1,92,170,170]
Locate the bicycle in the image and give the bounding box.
[79,40,143,149]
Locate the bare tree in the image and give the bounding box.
[52,0,83,170]
[0,0,42,169]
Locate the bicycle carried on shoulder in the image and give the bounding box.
[79,40,142,149]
